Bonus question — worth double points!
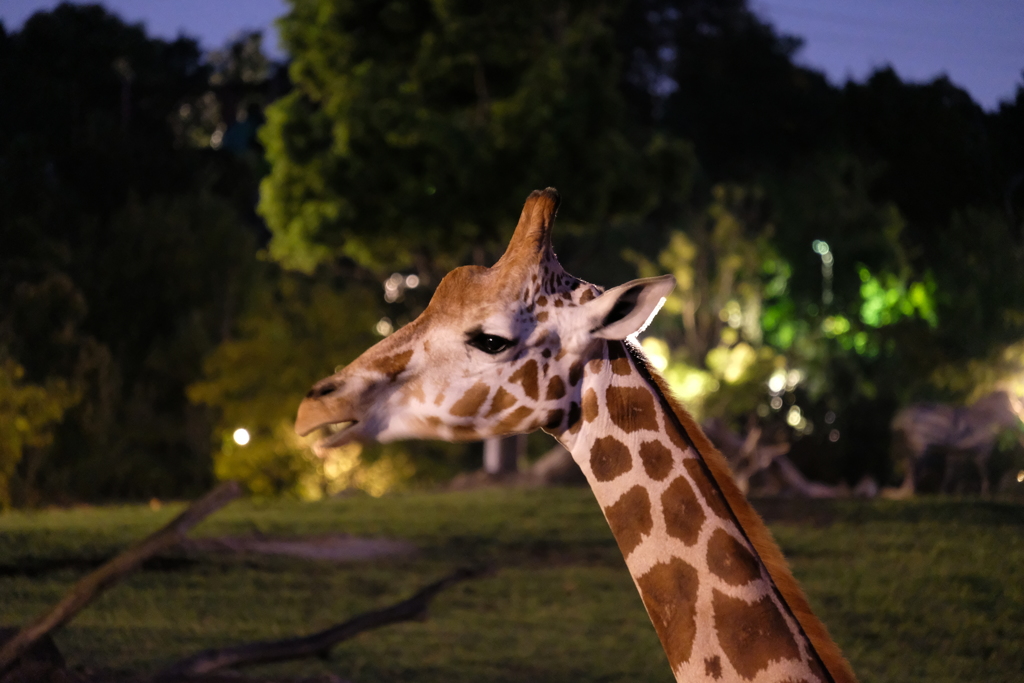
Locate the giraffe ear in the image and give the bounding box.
[584,275,676,340]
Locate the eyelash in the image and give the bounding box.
[467,332,516,355]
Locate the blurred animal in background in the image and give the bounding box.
[891,391,1024,494]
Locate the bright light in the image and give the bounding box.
[768,371,786,394]
[405,274,420,289]
[786,405,802,427]
[812,240,830,255]
[375,317,394,336]
[645,348,668,371]
[232,428,250,446]
[770,396,783,410]
[1017,470,1024,483]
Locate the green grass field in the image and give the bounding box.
[1,489,1022,682]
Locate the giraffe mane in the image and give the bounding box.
[625,342,859,683]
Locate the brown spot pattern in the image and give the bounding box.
[589,436,633,481]
[611,358,632,376]
[637,558,699,669]
[705,656,722,680]
[371,349,414,381]
[510,360,539,400]
[603,485,653,558]
[707,528,761,586]
[537,296,548,306]
[586,358,604,374]
[485,386,517,417]
[537,311,549,322]
[451,424,479,439]
[666,420,694,452]
[567,402,582,434]
[554,299,564,308]
[449,382,491,418]
[580,288,596,303]
[406,381,426,403]
[605,386,659,433]
[662,475,705,545]
[495,405,533,433]
[683,459,731,520]
[546,376,566,400]
[712,590,801,680]
[582,388,600,423]
[568,360,583,386]
[639,440,674,480]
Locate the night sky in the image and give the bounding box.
[2,0,1022,110]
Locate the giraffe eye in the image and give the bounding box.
[467,332,516,355]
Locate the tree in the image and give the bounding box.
[0,357,78,508]
[259,0,664,277]
[0,5,269,502]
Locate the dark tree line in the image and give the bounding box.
[2,1,1023,503]
[0,5,280,503]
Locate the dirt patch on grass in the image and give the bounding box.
[182,534,417,562]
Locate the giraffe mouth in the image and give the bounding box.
[317,420,359,449]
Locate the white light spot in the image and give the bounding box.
[1017,470,1024,483]
[825,411,836,424]
[405,274,420,289]
[786,405,802,427]
[770,396,783,410]
[768,371,786,394]
[232,428,250,446]
[375,317,394,336]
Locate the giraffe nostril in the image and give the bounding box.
[308,382,338,399]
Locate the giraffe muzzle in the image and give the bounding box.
[294,394,361,444]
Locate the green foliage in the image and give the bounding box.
[857,267,937,330]
[0,358,78,508]
[188,270,388,497]
[0,6,273,502]
[260,0,659,275]
[630,184,791,420]
[3,0,1024,502]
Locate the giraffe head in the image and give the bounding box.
[295,188,674,449]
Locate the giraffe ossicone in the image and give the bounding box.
[296,188,858,683]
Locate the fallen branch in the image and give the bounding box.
[0,481,242,674]
[157,566,485,679]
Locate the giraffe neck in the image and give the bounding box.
[555,340,855,683]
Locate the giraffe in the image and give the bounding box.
[295,189,858,683]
